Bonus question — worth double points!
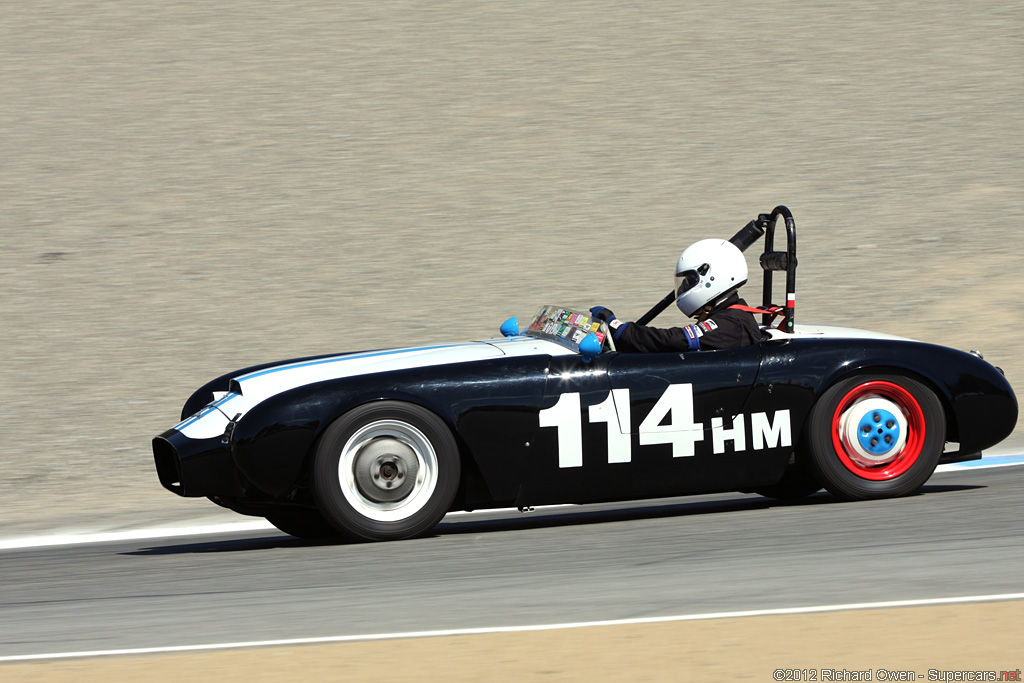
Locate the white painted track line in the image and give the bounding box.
[2,592,1023,663]
[936,453,1024,471]
[0,520,275,551]
[0,507,575,551]
[1,454,1020,552]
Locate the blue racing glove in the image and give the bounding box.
[590,306,629,340]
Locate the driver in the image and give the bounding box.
[591,239,762,353]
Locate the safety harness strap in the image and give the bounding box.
[728,303,786,324]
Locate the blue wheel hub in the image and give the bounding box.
[856,408,900,455]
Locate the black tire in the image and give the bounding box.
[312,401,461,541]
[751,463,823,500]
[805,374,945,501]
[265,507,348,539]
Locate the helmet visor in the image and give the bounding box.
[675,263,708,297]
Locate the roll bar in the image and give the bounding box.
[635,205,797,333]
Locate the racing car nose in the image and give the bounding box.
[153,428,244,498]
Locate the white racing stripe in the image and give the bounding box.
[1,456,1020,552]
[2,592,1024,663]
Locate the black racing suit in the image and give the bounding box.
[611,293,763,353]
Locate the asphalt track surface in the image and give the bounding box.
[3,463,1022,661]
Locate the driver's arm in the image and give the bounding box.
[616,322,705,353]
[590,306,701,353]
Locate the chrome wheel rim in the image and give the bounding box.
[338,419,438,522]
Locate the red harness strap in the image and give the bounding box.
[728,303,786,324]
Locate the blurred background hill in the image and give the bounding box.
[2,1,1021,531]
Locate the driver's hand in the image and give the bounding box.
[590,306,629,340]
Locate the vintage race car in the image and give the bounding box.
[152,207,1017,541]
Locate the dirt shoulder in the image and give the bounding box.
[5,601,1023,681]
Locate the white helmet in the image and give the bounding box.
[674,239,748,317]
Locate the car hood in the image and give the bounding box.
[174,337,571,440]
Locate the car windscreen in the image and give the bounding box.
[523,305,607,353]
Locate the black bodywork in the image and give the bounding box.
[154,335,1017,517]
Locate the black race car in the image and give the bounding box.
[152,207,1018,541]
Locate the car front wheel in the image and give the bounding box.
[805,375,945,500]
[313,401,461,541]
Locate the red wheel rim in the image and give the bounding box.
[830,380,926,481]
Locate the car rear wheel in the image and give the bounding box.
[805,375,945,500]
[265,507,348,539]
[313,401,461,541]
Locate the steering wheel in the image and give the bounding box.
[599,321,617,353]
